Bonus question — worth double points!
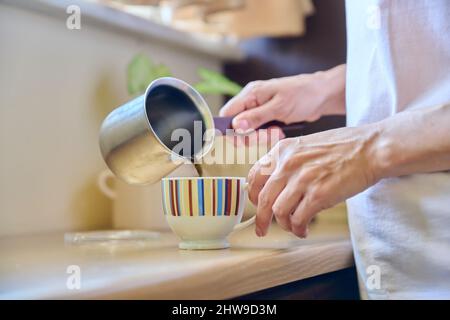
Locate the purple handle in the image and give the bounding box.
[213,115,345,137]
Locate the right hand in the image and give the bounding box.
[219,65,346,131]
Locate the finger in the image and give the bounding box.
[255,175,286,237]
[272,182,304,231]
[247,162,271,205]
[290,193,320,238]
[232,98,280,131]
[219,95,250,118]
[247,149,278,203]
[219,81,275,118]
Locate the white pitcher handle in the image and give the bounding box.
[97,169,117,199]
[232,182,256,232]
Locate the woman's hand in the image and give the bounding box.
[248,125,381,238]
[248,102,450,238]
[219,65,346,131]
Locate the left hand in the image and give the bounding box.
[248,125,381,238]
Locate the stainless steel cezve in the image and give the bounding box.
[99,77,214,185]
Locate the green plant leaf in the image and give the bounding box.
[153,64,172,79]
[194,68,242,96]
[127,54,172,95]
[127,55,239,97]
[127,54,152,95]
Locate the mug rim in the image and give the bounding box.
[162,176,246,181]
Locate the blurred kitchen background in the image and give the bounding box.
[0,0,347,237]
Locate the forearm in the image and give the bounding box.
[315,64,347,116]
[371,103,450,180]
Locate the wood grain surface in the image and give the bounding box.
[0,218,353,299]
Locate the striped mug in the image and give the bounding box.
[161,177,255,249]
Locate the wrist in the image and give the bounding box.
[315,65,346,116]
[365,121,398,182]
[367,104,450,180]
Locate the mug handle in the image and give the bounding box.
[233,215,256,232]
[97,169,117,199]
[232,182,256,232]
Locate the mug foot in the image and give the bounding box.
[178,239,229,250]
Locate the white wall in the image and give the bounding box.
[0,3,223,236]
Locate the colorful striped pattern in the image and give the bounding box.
[162,178,243,217]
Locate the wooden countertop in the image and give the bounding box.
[0,220,353,299]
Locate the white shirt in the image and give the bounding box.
[345,0,450,299]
